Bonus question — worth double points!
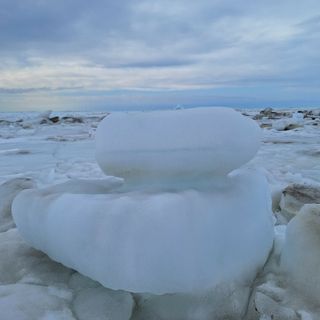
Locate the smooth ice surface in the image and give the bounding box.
[12,170,273,294]
[96,108,261,180]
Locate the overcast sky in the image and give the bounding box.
[0,0,319,111]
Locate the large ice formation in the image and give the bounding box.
[12,107,274,294]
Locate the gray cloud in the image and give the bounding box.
[0,0,320,110]
[0,86,84,94]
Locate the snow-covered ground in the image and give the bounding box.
[0,108,320,319]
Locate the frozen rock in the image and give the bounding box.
[281,204,320,305]
[12,170,273,294]
[257,107,290,120]
[0,178,35,232]
[272,115,303,131]
[73,287,134,320]
[280,183,320,217]
[49,116,60,123]
[61,116,84,123]
[96,107,261,182]
[21,110,52,128]
[0,283,74,320]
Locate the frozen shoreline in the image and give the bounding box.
[0,107,320,319]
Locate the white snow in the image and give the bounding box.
[96,107,261,181]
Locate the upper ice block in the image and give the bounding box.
[95,107,261,181]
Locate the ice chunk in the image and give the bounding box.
[291,112,304,123]
[280,183,320,218]
[133,283,251,320]
[12,170,273,294]
[272,114,303,131]
[281,204,320,305]
[21,110,52,129]
[95,108,261,181]
[254,292,299,320]
[73,287,134,320]
[0,178,35,232]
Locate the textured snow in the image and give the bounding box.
[96,107,261,181]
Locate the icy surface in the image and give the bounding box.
[0,283,74,320]
[1,108,320,318]
[73,287,134,320]
[12,170,273,294]
[132,282,251,320]
[96,107,261,180]
[281,204,320,304]
[0,178,35,232]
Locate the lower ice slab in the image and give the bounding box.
[12,170,274,294]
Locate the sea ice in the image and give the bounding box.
[96,107,261,181]
[12,107,273,297]
[12,170,273,294]
[133,283,251,320]
[0,178,35,232]
[280,183,320,217]
[281,204,320,305]
[73,287,134,320]
[2,107,320,318]
[0,283,74,320]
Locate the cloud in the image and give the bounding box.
[0,0,320,110]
